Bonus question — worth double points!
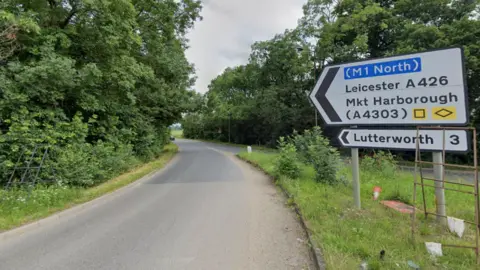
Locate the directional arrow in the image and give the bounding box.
[309,48,468,126]
[340,130,350,145]
[315,67,341,122]
[337,129,469,152]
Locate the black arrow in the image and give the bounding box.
[315,67,342,122]
[340,131,350,145]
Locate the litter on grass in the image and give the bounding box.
[425,242,443,257]
[447,216,465,238]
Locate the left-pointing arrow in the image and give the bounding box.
[340,130,350,145]
[315,67,341,122]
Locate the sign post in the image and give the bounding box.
[305,90,319,127]
[351,126,361,208]
[351,148,361,208]
[433,151,447,225]
[309,47,469,211]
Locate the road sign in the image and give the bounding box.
[338,129,469,152]
[310,48,468,126]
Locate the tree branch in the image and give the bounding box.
[47,0,57,8]
[60,8,77,28]
[137,8,145,18]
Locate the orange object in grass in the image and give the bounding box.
[373,186,382,200]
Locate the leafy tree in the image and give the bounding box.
[0,0,202,186]
[184,30,316,146]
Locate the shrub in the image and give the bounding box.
[275,137,301,179]
[133,125,170,160]
[292,127,341,184]
[90,142,139,184]
[52,143,98,187]
[50,141,140,187]
[360,151,397,178]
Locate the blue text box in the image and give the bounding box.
[344,57,422,80]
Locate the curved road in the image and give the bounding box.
[0,140,314,270]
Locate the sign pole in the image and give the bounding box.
[350,125,361,209]
[432,151,447,225]
[351,147,361,209]
[228,112,231,143]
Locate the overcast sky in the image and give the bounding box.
[185,0,305,93]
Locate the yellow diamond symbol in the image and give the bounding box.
[435,108,453,118]
[432,107,457,120]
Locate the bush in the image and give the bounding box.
[275,137,301,179]
[91,142,139,184]
[132,125,170,160]
[52,143,98,187]
[50,141,140,187]
[292,127,341,184]
[360,151,397,179]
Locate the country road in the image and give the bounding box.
[0,140,314,270]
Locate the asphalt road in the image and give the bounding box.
[0,139,314,270]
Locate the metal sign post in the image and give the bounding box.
[432,150,447,225]
[351,147,361,209]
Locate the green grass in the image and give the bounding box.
[171,129,184,138]
[238,151,479,270]
[0,144,178,232]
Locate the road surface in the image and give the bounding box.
[0,139,314,270]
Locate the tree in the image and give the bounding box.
[0,0,202,186]
[183,30,316,146]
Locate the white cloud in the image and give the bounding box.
[185,0,305,93]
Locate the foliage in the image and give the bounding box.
[182,30,316,146]
[291,127,341,184]
[275,137,301,179]
[52,142,138,187]
[0,10,39,60]
[360,151,397,179]
[0,0,202,187]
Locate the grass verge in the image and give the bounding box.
[0,144,178,232]
[238,151,479,270]
[171,129,184,138]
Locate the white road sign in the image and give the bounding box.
[310,48,468,126]
[338,129,469,152]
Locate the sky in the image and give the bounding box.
[185,0,306,93]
